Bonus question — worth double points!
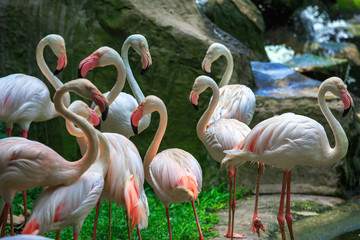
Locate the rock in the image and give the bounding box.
[285,53,349,81]
[200,0,269,61]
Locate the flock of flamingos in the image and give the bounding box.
[0,33,354,240]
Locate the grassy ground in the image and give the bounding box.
[3,183,250,239]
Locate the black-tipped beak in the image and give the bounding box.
[140,65,150,75]
[78,68,83,78]
[192,104,199,111]
[54,68,64,76]
[131,123,138,135]
[342,107,351,118]
[94,119,102,130]
[102,104,109,121]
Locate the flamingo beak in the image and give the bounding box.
[189,90,199,111]
[88,108,101,130]
[78,53,101,78]
[140,48,152,75]
[91,90,109,121]
[201,57,212,76]
[54,51,67,75]
[341,88,354,117]
[130,105,144,135]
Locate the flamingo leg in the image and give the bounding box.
[109,202,112,240]
[285,170,294,240]
[22,130,28,139]
[7,128,11,137]
[191,200,204,240]
[92,201,100,240]
[137,226,142,240]
[231,167,246,240]
[10,205,14,235]
[224,166,234,238]
[165,207,173,240]
[277,170,289,240]
[252,163,265,236]
[0,203,10,237]
[126,213,132,240]
[55,230,61,240]
[73,232,79,240]
[23,190,28,223]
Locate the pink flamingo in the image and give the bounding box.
[67,115,149,240]
[78,34,152,138]
[0,34,70,226]
[0,79,109,237]
[22,101,110,240]
[131,95,204,240]
[189,75,251,239]
[223,77,353,240]
[202,43,259,238]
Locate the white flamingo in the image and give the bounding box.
[78,34,152,137]
[0,79,109,237]
[22,101,109,240]
[131,95,204,240]
[68,115,149,240]
[223,77,353,240]
[189,75,250,239]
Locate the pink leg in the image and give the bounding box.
[165,207,173,240]
[23,190,28,223]
[92,201,100,240]
[109,202,112,240]
[7,128,11,137]
[55,230,61,240]
[126,213,132,240]
[10,205,14,235]
[252,163,265,236]
[0,203,10,237]
[285,170,294,240]
[73,232,79,240]
[224,166,234,238]
[22,130,28,139]
[137,226,142,240]
[191,200,204,240]
[277,170,289,240]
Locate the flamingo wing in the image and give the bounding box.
[23,170,104,235]
[209,85,256,125]
[224,113,329,168]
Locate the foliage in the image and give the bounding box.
[1,182,249,239]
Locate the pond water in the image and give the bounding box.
[333,228,360,240]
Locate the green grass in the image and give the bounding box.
[2,183,249,239]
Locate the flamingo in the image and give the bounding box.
[202,43,259,238]
[0,79,109,237]
[78,34,152,137]
[22,101,110,240]
[66,111,149,240]
[130,95,204,240]
[189,75,251,239]
[222,77,353,240]
[2,235,53,240]
[0,34,70,225]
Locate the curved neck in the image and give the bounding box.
[121,39,145,103]
[196,81,219,142]
[54,88,100,181]
[90,131,110,175]
[318,85,348,165]
[218,48,233,88]
[36,38,70,106]
[144,102,167,184]
[94,55,126,116]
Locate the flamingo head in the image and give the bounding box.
[201,43,227,75]
[127,34,152,75]
[78,47,118,78]
[68,100,101,129]
[45,34,67,75]
[324,77,354,117]
[190,75,215,111]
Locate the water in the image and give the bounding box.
[299,5,353,43]
[265,44,295,63]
